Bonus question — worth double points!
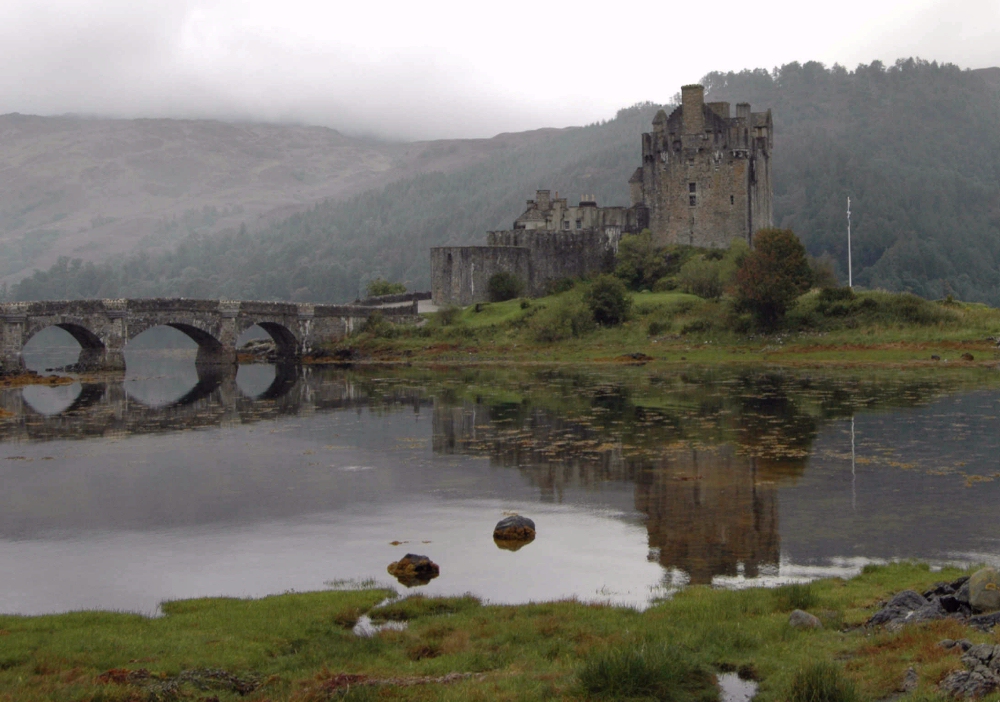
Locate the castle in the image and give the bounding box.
[431,84,773,306]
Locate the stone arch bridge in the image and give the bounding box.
[1,298,421,371]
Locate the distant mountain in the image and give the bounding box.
[0,113,557,280]
[8,104,659,301]
[9,59,1000,305]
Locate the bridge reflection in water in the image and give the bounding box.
[0,363,427,442]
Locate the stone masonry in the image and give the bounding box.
[430,84,773,306]
[0,298,421,372]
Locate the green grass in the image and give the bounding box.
[336,283,1000,367]
[0,563,992,701]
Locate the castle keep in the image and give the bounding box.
[431,84,772,306]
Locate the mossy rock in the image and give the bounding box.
[968,567,1000,612]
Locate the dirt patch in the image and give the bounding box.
[0,371,76,389]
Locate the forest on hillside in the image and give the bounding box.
[10,59,1000,305]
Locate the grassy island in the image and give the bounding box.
[0,563,993,701]
[334,285,1000,368]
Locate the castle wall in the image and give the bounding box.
[430,246,532,306]
[487,229,619,295]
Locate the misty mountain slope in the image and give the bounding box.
[704,59,1000,300]
[11,59,1000,304]
[0,113,559,280]
[10,104,660,301]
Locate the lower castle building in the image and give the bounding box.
[431,84,773,306]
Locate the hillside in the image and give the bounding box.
[0,113,560,280]
[9,59,1000,304]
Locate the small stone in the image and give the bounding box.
[931,354,942,361]
[788,609,822,629]
[901,667,919,693]
[959,640,975,652]
[968,568,1000,613]
[386,554,440,588]
[940,639,958,649]
[493,515,536,544]
[962,352,975,361]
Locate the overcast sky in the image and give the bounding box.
[2,0,998,141]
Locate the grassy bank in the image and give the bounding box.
[337,285,1000,367]
[0,563,994,701]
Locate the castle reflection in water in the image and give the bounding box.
[432,402,797,585]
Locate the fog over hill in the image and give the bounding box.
[0,114,557,280]
[7,59,1000,305]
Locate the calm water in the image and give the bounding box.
[2,355,1000,615]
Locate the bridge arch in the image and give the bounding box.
[126,322,230,368]
[237,321,300,359]
[23,322,107,371]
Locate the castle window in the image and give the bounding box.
[688,182,696,193]
[562,220,570,230]
[689,195,697,207]
[730,195,734,205]
[576,220,582,230]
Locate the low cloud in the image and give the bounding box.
[1,0,997,141]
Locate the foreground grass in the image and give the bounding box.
[1,563,996,701]
[340,286,1000,367]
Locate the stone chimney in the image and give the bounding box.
[681,84,705,134]
[735,103,751,121]
[535,189,551,211]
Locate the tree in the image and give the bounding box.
[584,275,632,326]
[366,278,406,298]
[733,229,813,327]
[487,271,524,302]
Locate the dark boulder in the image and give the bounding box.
[387,554,440,587]
[493,515,536,548]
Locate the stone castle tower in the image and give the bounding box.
[630,84,773,247]
[430,84,774,306]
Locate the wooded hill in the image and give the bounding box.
[11,59,1000,305]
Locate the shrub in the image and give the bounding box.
[435,306,462,326]
[578,642,716,702]
[360,310,395,338]
[615,230,672,290]
[819,287,855,304]
[365,278,406,297]
[584,275,632,326]
[487,271,524,302]
[648,320,669,336]
[652,276,678,292]
[678,257,724,299]
[734,228,813,328]
[549,277,577,294]
[531,299,596,342]
[788,662,858,702]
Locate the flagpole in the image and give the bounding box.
[847,197,853,288]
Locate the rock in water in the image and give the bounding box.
[788,609,822,629]
[387,554,440,587]
[969,568,1000,613]
[493,515,536,548]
